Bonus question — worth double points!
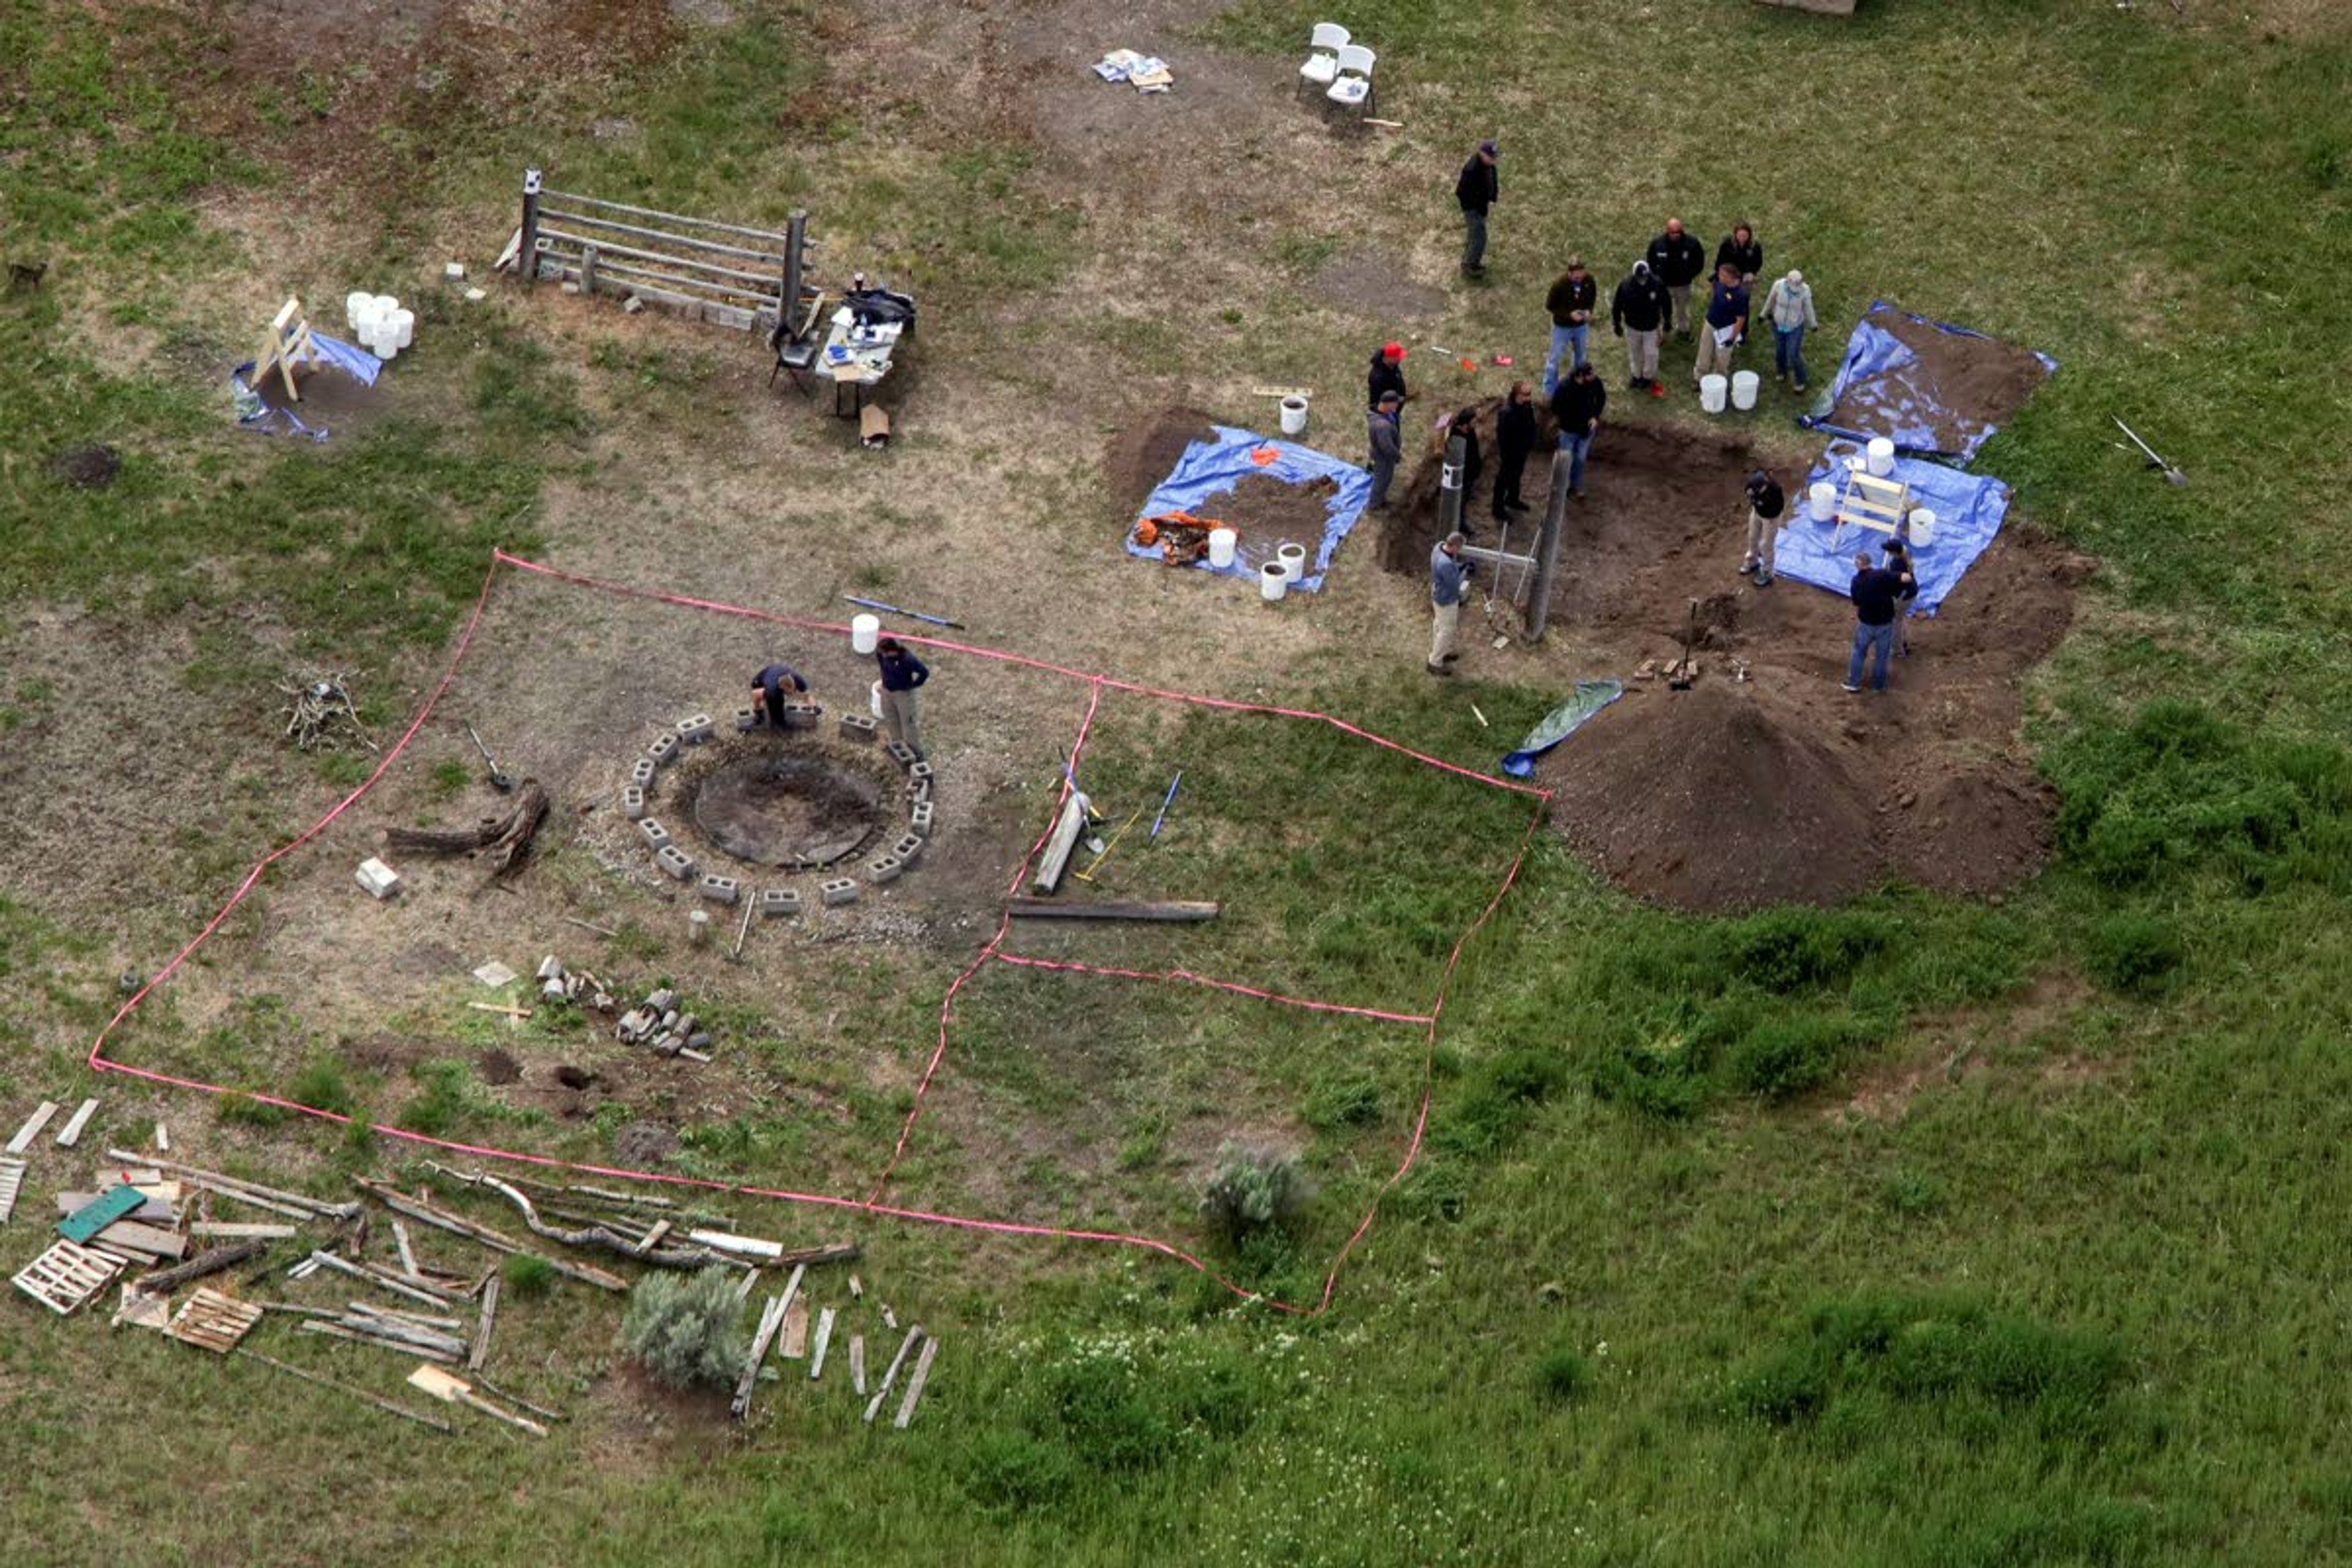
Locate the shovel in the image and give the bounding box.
[2112,416,2187,486]
[1667,598,1698,690]
[407,1363,546,1438]
[466,724,515,793]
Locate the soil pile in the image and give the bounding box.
[1838,310,2052,453]
[1104,406,1216,522]
[1191,472,1338,542]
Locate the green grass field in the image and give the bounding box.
[6,1,2352,1562]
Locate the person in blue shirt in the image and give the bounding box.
[1692,263,1749,391]
[875,637,930,758]
[1427,532,1476,675]
[750,661,809,728]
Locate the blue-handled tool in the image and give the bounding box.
[843,595,965,630]
[1149,771,1182,840]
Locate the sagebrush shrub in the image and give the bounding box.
[1200,1142,1311,1243]
[620,1268,745,1389]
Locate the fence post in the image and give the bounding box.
[782,209,808,341]
[1525,443,1572,641]
[1438,431,1464,540]
[519,168,543,287]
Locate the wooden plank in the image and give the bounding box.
[408,1365,548,1438]
[307,1250,460,1309]
[166,1289,265,1354]
[154,1121,169,1154]
[779,1296,810,1359]
[7,1101,59,1155]
[892,1336,940,1430]
[351,1301,469,1333]
[0,1158,26,1224]
[863,1326,925,1424]
[729,1293,790,1420]
[189,1222,298,1240]
[351,1178,626,1292]
[392,1219,419,1278]
[53,1098,99,1148]
[12,1238,122,1314]
[469,1273,499,1373]
[107,1150,359,1219]
[1005,898,1220,922]
[850,1334,867,1396]
[807,1306,837,1381]
[243,1349,453,1433]
[301,1320,460,1363]
[91,1219,188,1260]
[58,1192,177,1224]
[58,1185,146,1242]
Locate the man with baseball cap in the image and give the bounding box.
[1366,340,1410,410]
[1455,140,1499,278]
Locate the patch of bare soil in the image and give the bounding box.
[613,1120,679,1167]
[1836,973,2094,1122]
[51,444,121,488]
[477,1047,522,1085]
[1836,309,2053,455]
[1382,408,2087,911]
[1105,405,1217,520]
[257,361,389,432]
[1313,247,1447,320]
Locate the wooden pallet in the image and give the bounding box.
[12,1238,123,1314]
[166,1289,265,1354]
[0,1158,24,1224]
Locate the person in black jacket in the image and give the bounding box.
[1646,217,1708,339]
[1448,405,1484,524]
[1741,467,1785,586]
[1716,222,1763,288]
[1611,259,1672,396]
[1542,255,1597,393]
[1366,341,1410,411]
[1455,141,1499,277]
[1548,362,1606,499]
[1491,381,1537,521]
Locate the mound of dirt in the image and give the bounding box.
[52,445,121,488]
[1104,407,1216,522]
[614,1120,679,1167]
[1147,472,1338,543]
[1837,310,2053,454]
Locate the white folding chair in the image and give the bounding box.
[1325,43,1376,121]
[1296,23,1349,99]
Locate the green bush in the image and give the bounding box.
[503,1253,557,1299]
[619,1268,745,1390]
[2084,913,2185,996]
[1200,1142,1311,1244]
[1726,908,1887,993]
[287,1057,353,1117]
[960,1430,1077,1512]
[1723,1012,1883,1100]
[1536,1345,1592,1403]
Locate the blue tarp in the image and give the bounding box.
[1124,424,1373,593]
[1771,440,2014,616]
[230,331,383,441]
[1798,301,2056,466]
[1501,680,1624,778]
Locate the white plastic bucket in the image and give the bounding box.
[1279,396,1309,437]
[1207,528,1237,568]
[1907,508,1937,549]
[1730,371,1760,411]
[345,291,370,329]
[1277,543,1308,582]
[870,680,884,718]
[1867,437,1895,477]
[850,612,881,654]
[1260,562,1288,602]
[390,309,415,350]
[1808,481,1837,522]
[1699,374,1728,414]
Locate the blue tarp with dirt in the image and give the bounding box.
[1124,424,1373,593]
[1771,441,2014,615]
[1799,301,2057,466]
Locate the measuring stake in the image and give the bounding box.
[1149,771,1182,841]
[1470,704,1490,729]
[731,897,755,960]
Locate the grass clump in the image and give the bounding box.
[2084,913,2185,997]
[287,1058,353,1117]
[1535,1344,1593,1403]
[619,1268,745,1390]
[503,1254,557,1300]
[1200,1142,1312,1245]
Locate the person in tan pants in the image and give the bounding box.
[1693,263,1748,388]
[1427,532,1474,674]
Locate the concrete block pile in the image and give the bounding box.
[614,985,715,1063]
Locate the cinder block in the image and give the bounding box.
[891,832,923,865]
[758,888,801,919]
[783,703,821,731]
[839,712,879,742]
[629,756,657,788]
[657,844,696,881]
[908,799,935,837]
[678,712,715,745]
[867,855,905,884]
[734,707,763,731]
[884,741,918,769]
[638,816,671,851]
[820,878,858,907]
[355,857,401,899]
[620,784,646,820]
[905,777,931,805]
[647,731,681,766]
[698,873,741,905]
[907,760,935,788]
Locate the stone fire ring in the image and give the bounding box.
[616,701,937,914]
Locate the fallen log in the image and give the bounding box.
[104,1149,358,1220]
[134,1238,270,1295]
[1004,899,1219,922]
[427,1163,848,1272]
[385,778,550,878]
[352,1177,626,1292]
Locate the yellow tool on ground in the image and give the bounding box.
[1073,804,1148,884]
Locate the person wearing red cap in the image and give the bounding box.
[1366,342,1411,410]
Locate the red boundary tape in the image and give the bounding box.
[86,550,1551,1316]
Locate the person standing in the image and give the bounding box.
[1761,269,1819,391]
[1428,530,1476,675]
[1646,217,1708,339]
[1694,263,1749,389]
[1542,255,1597,393]
[1491,381,1537,521]
[1883,535,1921,654]
[749,660,809,728]
[1611,258,1671,396]
[1366,341,1410,410]
[1741,467,1785,586]
[1548,361,1606,500]
[1448,405,1485,523]
[1366,389,1404,509]
[875,636,930,756]
[1455,140,1499,278]
[1842,551,1908,693]
[1716,222,1763,288]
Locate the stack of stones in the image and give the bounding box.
[614,986,714,1064]
[534,956,616,1013]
